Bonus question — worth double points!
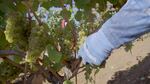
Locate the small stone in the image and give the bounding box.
[127,79,130,81]
[0,58,3,63]
[147,76,150,79]
[111,66,114,69]
[140,77,145,80]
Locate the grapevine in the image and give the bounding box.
[0,0,128,84]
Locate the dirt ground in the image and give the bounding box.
[75,35,150,84]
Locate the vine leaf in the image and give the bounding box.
[124,42,133,53]
[47,44,62,63]
[63,80,73,84]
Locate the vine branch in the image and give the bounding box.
[1,57,25,71]
[24,0,42,26]
[0,50,26,57]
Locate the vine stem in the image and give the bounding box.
[77,69,85,74]
[0,50,32,73]
[0,50,26,57]
[60,0,78,52]
[37,59,64,83]
[75,75,77,84]
[24,0,42,26]
[23,9,33,84]
[47,66,64,83]
[24,62,27,84]
[31,8,42,26]
[59,0,80,81]
[69,58,82,80]
[74,50,78,84]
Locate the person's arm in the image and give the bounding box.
[78,0,150,65]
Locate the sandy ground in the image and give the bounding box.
[75,35,150,84]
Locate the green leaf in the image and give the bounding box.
[84,64,92,81]
[13,55,22,64]
[63,80,73,84]
[75,0,91,9]
[75,11,83,21]
[64,0,72,4]
[16,2,27,14]
[41,0,72,9]
[0,0,16,13]
[41,2,51,9]
[0,30,9,49]
[42,0,62,9]
[43,56,51,66]
[60,9,71,19]
[0,15,6,28]
[47,44,62,63]
[124,42,133,53]
[33,1,40,11]
[51,63,63,71]
[94,68,100,76]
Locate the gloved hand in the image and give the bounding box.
[78,0,150,65]
[77,29,114,65]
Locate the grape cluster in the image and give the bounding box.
[77,30,87,48]
[4,12,28,50]
[26,24,49,63]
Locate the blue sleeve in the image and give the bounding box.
[78,0,150,65]
[101,0,150,48]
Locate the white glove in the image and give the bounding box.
[77,29,114,65]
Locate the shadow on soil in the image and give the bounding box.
[107,53,150,84]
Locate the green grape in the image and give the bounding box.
[4,12,28,50]
[77,29,87,48]
[26,24,49,63]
